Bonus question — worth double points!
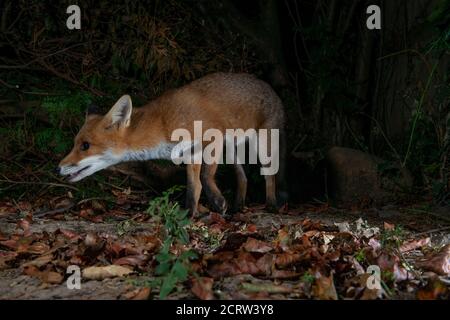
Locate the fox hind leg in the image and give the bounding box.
[233,164,247,212]
[186,163,202,217]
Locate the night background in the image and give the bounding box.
[0,0,449,300]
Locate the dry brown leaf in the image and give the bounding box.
[399,237,431,253]
[313,273,338,300]
[113,254,147,267]
[275,253,301,268]
[377,252,411,281]
[23,265,64,284]
[275,229,290,251]
[242,238,273,253]
[17,218,32,237]
[191,277,214,300]
[383,222,395,231]
[41,271,64,284]
[58,229,80,240]
[0,251,18,270]
[417,277,449,300]
[22,254,53,268]
[417,244,450,275]
[27,242,51,255]
[123,287,151,300]
[82,265,133,280]
[0,239,18,250]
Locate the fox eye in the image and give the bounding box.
[80,141,90,151]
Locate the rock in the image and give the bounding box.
[326,147,413,204]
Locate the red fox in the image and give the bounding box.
[58,73,287,216]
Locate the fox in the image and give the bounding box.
[58,72,287,216]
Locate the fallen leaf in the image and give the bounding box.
[356,218,380,238]
[0,239,18,250]
[132,287,151,300]
[41,270,64,284]
[377,252,411,281]
[313,273,338,300]
[334,222,350,233]
[368,238,381,251]
[23,265,64,284]
[417,277,449,300]
[22,254,53,268]
[242,238,273,253]
[384,222,395,231]
[58,229,80,240]
[275,253,302,268]
[417,244,450,275]
[275,229,290,251]
[82,265,133,280]
[114,254,147,267]
[399,237,431,253]
[27,242,50,255]
[17,218,32,237]
[322,233,335,245]
[191,277,214,300]
[0,251,18,269]
[122,287,151,300]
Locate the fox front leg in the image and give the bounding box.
[186,163,202,217]
[201,163,228,214]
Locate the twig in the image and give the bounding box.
[0,179,79,191]
[0,43,89,69]
[0,79,60,96]
[33,204,75,218]
[415,226,450,236]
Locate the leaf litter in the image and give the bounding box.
[0,198,449,300]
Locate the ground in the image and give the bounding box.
[0,193,449,300]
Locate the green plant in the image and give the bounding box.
[301,271,315,284]
[380,226,406,250]
[41,91,92,127]
[146,185,190,244]
[153,238,197,299]
[146,185,197,299]
[355,249,367,264]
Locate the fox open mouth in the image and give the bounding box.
[67,165,91,182]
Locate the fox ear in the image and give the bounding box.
[105,95,132,128]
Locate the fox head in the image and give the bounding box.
[58,95,133,182]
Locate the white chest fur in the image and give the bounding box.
[122,142,177,161]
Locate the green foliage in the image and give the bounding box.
[153,239,197,299]
[301,271,315,284]
[41,91,92,127]
[146,185,190,244]
[380,225,406,250]
[146,186,197,299]
[35,128,70,154]
[34,92,92,154]
[355,249,367,264]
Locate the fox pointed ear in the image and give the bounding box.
[105,95,132,128]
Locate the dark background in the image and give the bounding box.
[0,0,449,207]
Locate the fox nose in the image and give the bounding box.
[55,166,61,175]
